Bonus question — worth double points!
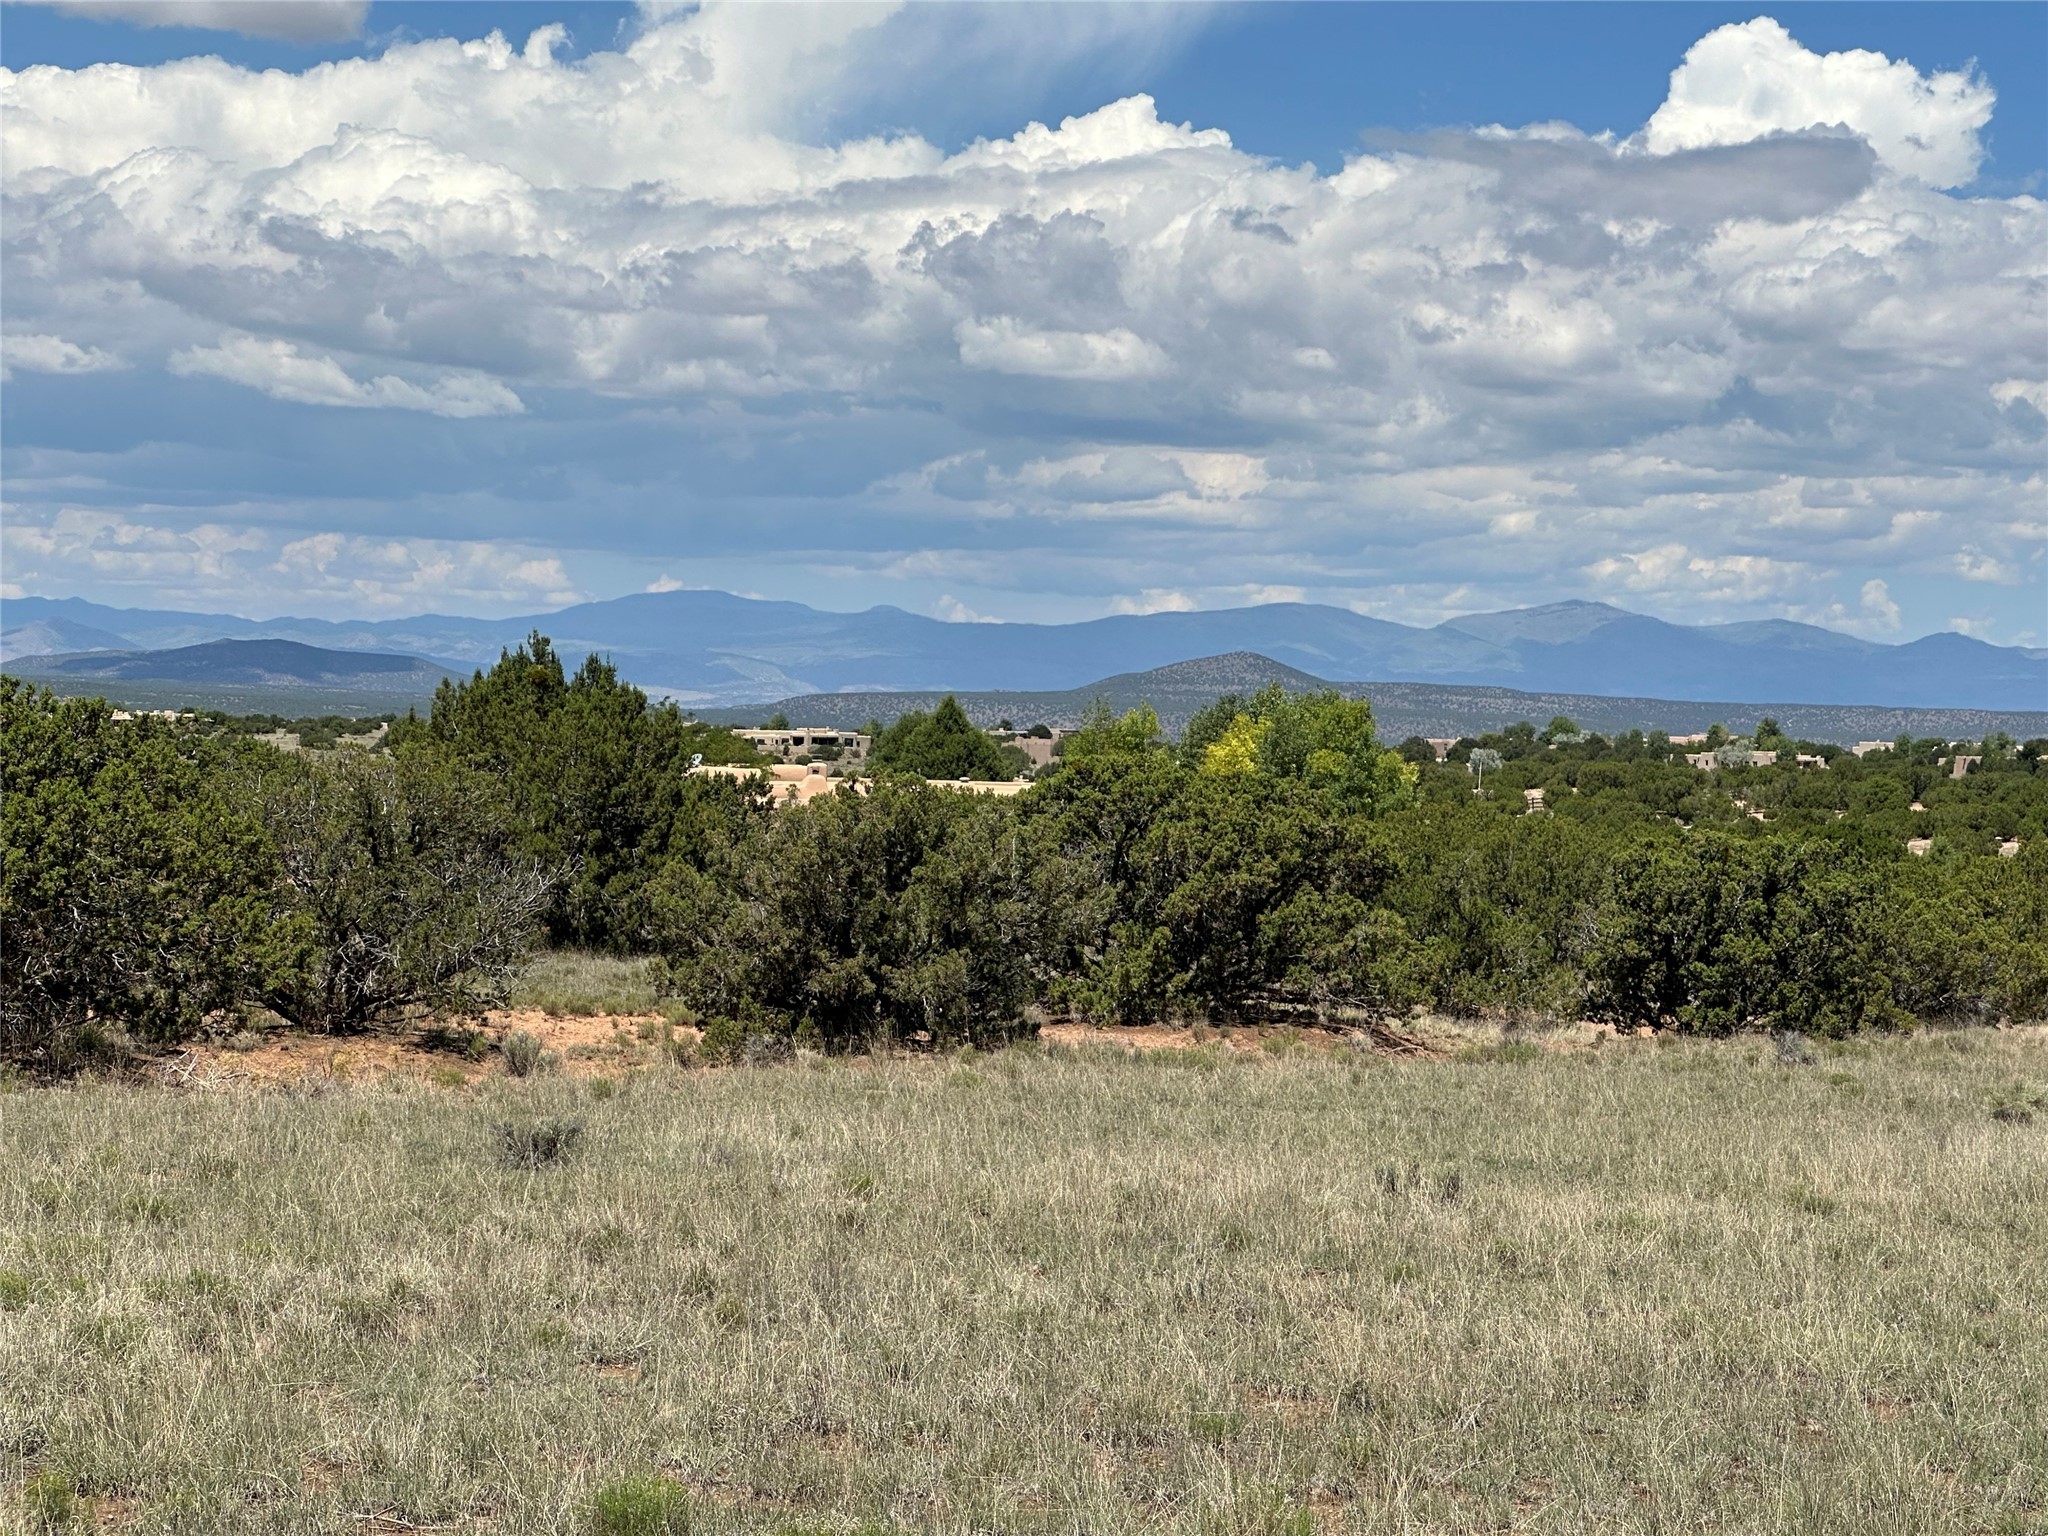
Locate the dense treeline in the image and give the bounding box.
[5,642,2046,1067]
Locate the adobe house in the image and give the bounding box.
[687,761,1028,807]
[734,727,872,765]
[1684,748,1793,770]
[990,728,1068,771]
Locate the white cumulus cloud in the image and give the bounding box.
[956,319,1168,383]
[1859,578,1903,632]
[1,332,124,379]
[0,508,585,614]
[167,335,523,417]
[1643,17,1995,187]
[272,531,580,609]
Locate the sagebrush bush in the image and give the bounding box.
[1990,1081,2045,1124]
[501,1029,545,1078]
[491,1116,585,1170]
[739,1031,794,1068]
[696,1017,793,1066]
[1773,1030,1814,1067]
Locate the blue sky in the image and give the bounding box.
[2,1,2043,643]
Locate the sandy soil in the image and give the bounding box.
[133,1010,1762,1092]
[1040,1020,1337,1054]
[153,1010,694,1089]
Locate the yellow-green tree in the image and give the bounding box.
[1187,685,1415,812]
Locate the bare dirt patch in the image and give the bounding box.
[134,1007,1721,1093]
[1038,1020,1286,1054]
[153,1011,694,1089]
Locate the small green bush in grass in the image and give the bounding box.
[1772,1029,1814,1066]
[0,1268,30,1310]
[420,1022,493,1061]
[1990,1081,2045,1124]
[501,1030,545,1078]
[698,1017,792,1066]
[590,1474,692,1535]
[491,1116,585,1170]
[740,1031,794,1068]
[639,1019,694,1067]
[23,1471,77,1530]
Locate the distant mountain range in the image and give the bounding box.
[695,653,2048,748]
[3,590,2043,712]
[5,638,458,715]
[13,638,458,689]
[8,632,2043,746]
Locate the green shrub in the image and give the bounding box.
[1989,1081,2045,1125]
[23,1471,77,1530]
[1589,834,1904,1036]
[501,1030,545,1078]
[1772,1030,1814,1066]
[1,681,297,1065]
[254,747,559,1033]
[656,783,1042,1050]
[492,1117,586,1170]
[590,1474,692,1535]
[695,1017,750,1064]
[693,1016,794,1066]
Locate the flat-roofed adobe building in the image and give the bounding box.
[693,761,855,807]
[1002,730,1068,772]
[687,761,1030,808]
[736,727,871,765]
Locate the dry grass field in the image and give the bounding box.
[3,1019,2045,1535]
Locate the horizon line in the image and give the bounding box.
[2,588,2030,653]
